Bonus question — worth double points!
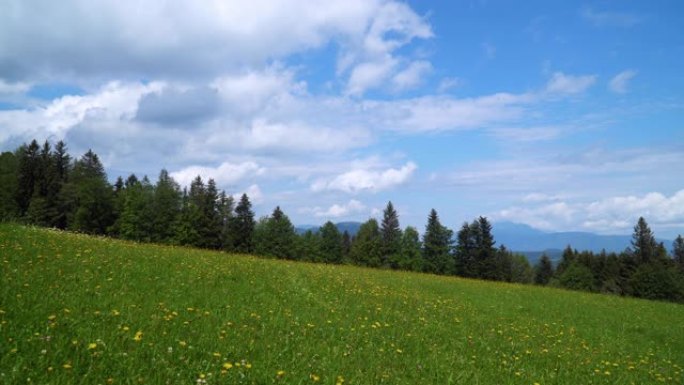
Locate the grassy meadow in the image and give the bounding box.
[1,224,683,384]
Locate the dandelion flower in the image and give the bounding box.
[133,331,143,342]
[88,342,97,350]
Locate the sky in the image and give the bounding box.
[1,0,683,238]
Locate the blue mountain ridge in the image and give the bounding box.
[296,221,673,264]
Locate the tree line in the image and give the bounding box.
[1,139,683,302]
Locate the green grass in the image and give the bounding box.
[1,224,683,384]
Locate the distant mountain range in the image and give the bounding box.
[296,221,674,264]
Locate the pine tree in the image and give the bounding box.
[475,216,498,279]
[61,150,114,234]
[0,151,19,220]
[15,140,40,215]
[455,222,476,277]
[674,235,684,269]
[151,170,181,243]
[631,217,658,264]
[350,219,382,267]
[230,193,255,253]
[175,188,202,246]
[399,226,423,271]
[319,221,343,264]
[380,201,402,267]
[217,191,235,249]
[341,230,352,260]
[254,206,297,259]
[119,175,155,241]
[534,254,554,285]
[422,209,454,275]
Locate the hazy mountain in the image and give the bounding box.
[295,221,362,236]
[493,221,672,256]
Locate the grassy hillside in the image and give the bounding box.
[1,224,683,384]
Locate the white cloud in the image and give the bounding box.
[233,184,264,204]
[495,190,684,235]
[545,72,596,94]
[313,199,366,218]
[170,161,265,189]
[488,127,562,142]
[581,7,642,28]
[609,70,637,94]
[340,1,433,96]
[0,0,429,85]
[391,60,432,91]
[0,81,162,143]
[437,77,461,93]
[364,92,533,133]
[0,79,31,95]
[346,57,398,96]
[312,161,417,193]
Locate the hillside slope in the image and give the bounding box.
[1,224,683,384]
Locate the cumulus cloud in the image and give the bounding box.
[495,190,684,235]
[545,72,597,94]
[170,161,265,189]
[312,161,417,193]
[609,70,637,94]
[0,81,162,143]
[391,60,432,91]
[313,199,366,218]
[233,184,264,204]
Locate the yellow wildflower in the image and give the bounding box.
[133,330,143,342]
[88,342,97,350]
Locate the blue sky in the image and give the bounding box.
[1,0,683,238]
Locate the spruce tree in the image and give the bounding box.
[422,209,454,275]
[631,217,658,264]
[380,201,402,267]
[151,170,181,243]
[674,235,684,269]
[61,150,114,234]
[319,221,343,264]
[0,151,19,220]
[399,226,423,271]
[350,219,382,267]
[534,254,554,285]
[254,206,296,259]
[15,140,40,215]
[230,193,255,253]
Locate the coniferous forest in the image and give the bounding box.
[2,139,684,302]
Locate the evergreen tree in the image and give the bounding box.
[422,209,454,275]
[198,179,222,248]
[509,253,534,283]
[341,230,352,260]
[119,175,155,242]
[534,254,554,285]
[151,170,181,243]
[475,216,498,279]
[297,230,322,262]
[61,150,114,234]
[455,222,476,277]
[398,226,423,271]
[230,193,255,253]
[50,140,71,228]
[631,217,658,264]
[174,188,202,246]
[319,221,343,264]
[380,201,402,267]
[254,206,296,259]
[350,219,382,267]
[217,191,235,250]
[15,140,40,215]
[0,151,19,220]
[673,235,684,270]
